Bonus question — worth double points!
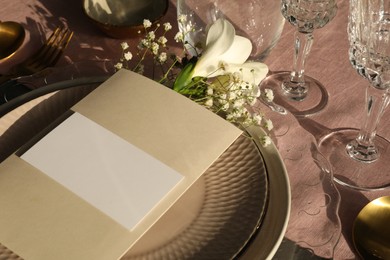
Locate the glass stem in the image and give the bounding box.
[291,31,313,83]
[282,30,314,100]
[347,86,390,162]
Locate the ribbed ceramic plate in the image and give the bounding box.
[0,77,275,259]
[124,133,269,259]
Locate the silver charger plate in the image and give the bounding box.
[0,76,290,259]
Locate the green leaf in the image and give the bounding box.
[173,61,196,92]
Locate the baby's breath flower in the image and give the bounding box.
[262,88,274,101]
[226,113,234,121]
[151,42,159,55]
[157,52,167,63]
[219,99,228,106]
[178,14,187,23]
[114,62,123,70]
[232,108,244,118]
[124,51,133,61]
[229,92,237,100]
[121,42,129,50]
[206,87,213,95]
[158,36,168,46]
[242,117,253,127]
[260,136,272,147]
[263,119,274,131]
[163,22,172,31]
[143,19,152,29]
[221,102,230,111]
[174,32,184,42]
[253,113,262,125]
[147,31,156,40]
[185,23,194,33]
[233,99,245,108]
[205,98,213,107]
[249,96,257,106]
[140,39,150,48]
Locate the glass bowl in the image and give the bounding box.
[176,0,285,61]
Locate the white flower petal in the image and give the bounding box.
[193,19,236,77]
[218,35,252,65]
[205,18,235,56]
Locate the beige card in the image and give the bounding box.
[0,70,242,260]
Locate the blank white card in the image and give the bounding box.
[21,112,183,230]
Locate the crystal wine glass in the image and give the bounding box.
[260,0,338,117]
[318,0,390,190]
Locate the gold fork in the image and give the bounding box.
[0,27,73,84]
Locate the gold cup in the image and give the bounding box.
[353,196,390,259]
[82,0,169,39]
[0,21,25,60]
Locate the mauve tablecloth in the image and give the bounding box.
[0,0,389,259]
[265,0,390,258]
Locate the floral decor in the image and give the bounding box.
[115,16,274,146]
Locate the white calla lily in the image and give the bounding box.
[192,18,268,85]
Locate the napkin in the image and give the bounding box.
[0,69,242,260]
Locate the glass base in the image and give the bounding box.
[259,71,328,117]
[318,128,390,191]
[346,139,380,162]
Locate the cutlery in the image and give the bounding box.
[0,26,73,103]
[0,21,25,60]
[0,26,73,85]
[0,60,115,107]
